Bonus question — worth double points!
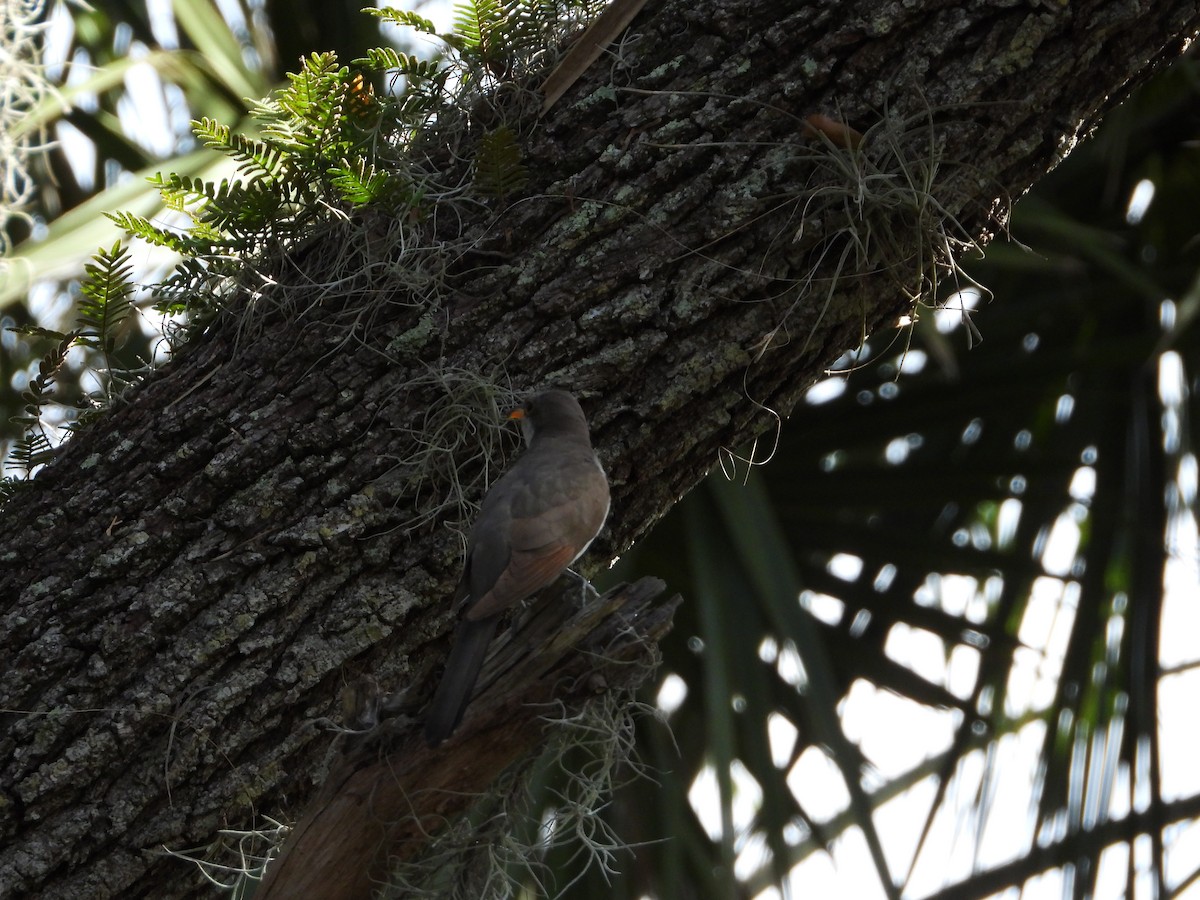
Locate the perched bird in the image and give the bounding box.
[424,390,611,746]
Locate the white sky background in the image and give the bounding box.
[37,3,1200,898]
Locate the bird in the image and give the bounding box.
[424,390,611,746]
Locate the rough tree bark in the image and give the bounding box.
[1,0,1197,896]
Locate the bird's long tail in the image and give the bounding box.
[424,616,500,746]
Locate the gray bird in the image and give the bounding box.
[424,390,610,746]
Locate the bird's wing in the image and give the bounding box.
[463,503,580,621]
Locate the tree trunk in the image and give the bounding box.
[1,0,1196,896]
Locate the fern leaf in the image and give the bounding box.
[106,212,189,252]
[194,118,290,180]
[76,242,135,355]
[453,0,484,49]
[473,127,528,199]
[328,159,411,207]
[355,48,446,83]
[151,172,220,212]
[201,180,290,231]
[5,325,69,341]
[454,0,524,77]
[5,431,55,475]
[457,0,510,52]
[279,53,346,124]
[6,329,80,477]
[364,7,440,35]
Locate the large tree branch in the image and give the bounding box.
[1,0,1197,896]
[259,578,677,898]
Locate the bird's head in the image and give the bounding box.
[509,390,592,446]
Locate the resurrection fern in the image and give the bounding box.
[328,158,409,207]
[2,0,590,489]
[356,47,446,82]
[454,0,508,53]
[474,127,528,198]
[3,241,140,485]
[193,117,291,182]
[4,329,77,479]
[453,0,521,76]
[75,241,137,401]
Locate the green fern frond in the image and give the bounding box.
[105,211,190,252]
[5,329,80,478]
[22,330,77,408]
[153,258,222,317]
[364,7,440,36]
[77,242,135,349]
[456,0,518,69]
[194,118,290,180]
[243,55,355,165]
[328,159,407,207]
[150,172,221,212]
[453,0,490,51]
[199,179,293,230]
[277,52,346,126]
[474,126,528,199]
[253,109,315,155]
[193,115,232,148]
[354,48,446,83]
[394,88,450,125]
[187,222,229,246]
[5,325,70,341]
[5,431,55,475]
[76,243,136,404]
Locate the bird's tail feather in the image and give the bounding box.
[424,616,500,746]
